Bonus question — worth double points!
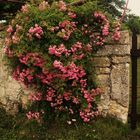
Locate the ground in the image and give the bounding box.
[0,107,140,140]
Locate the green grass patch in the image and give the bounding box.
[0,107,140,140]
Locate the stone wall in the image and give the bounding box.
[95,31,130,123]
[0,31,131,122]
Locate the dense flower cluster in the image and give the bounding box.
[49,44,69,57]
[57,20,77,40]
[38,1,49,11]
[36,72,53,85]
[68,11,76,19]
[26,111,40,121]
[21,4,29,13]
[4,46,13,57]
[58,0,67,11]
[4,0,121,124]
[29,92,42,101]
[112,21,121,41]
[94,12,110,36]
[28,24,44,39]
[53,61,86,81]
[19,53,44,67]
[13,66,34,86]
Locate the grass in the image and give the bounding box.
[0,107,140,140]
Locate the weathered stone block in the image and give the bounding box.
[96,45,130,56]
[93,57,111,67]
[0,87,5,104]
[119,31,130,45]
[112,56,131,64]
[97,74,111,115]
[108,100,128,123]
[104,31,130,45]
[111,64,130,107]
[98,87,111,115]
[97,74,110,87]
[95,67,110,74]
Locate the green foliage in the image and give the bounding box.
[97,0,126,18]
[0,0,26,20]
[126,15,140,33]
[4,0,120,124]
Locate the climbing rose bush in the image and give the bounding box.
[4,0,121,123]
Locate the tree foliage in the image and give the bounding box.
[0,0,127,20]
[0,0,26,20]
[97,0,126,18]
[126,15,140,33]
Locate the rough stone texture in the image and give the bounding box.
[93,57,111,67]
[106,31,130,45]
[108,100,129,123]
[97,74,111,115]
[0,31,131,123]
[119,31,130,45]
[96,45,130,56]
[111,64,130,107]
[95,31,130,123]
[96,68,110,74]
[112,56,130,64]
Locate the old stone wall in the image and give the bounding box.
[0,31,131,122]
[95,31,130,123]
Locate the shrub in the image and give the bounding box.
[4,0,121,124]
